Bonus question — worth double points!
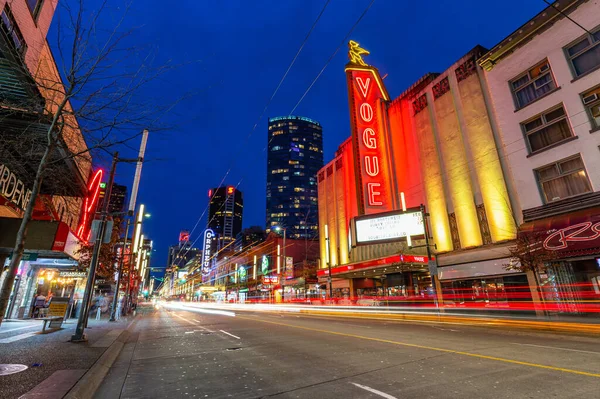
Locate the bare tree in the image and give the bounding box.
[0,0,176,324]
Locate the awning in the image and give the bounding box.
[317,254,433,278]
[518,207,600,258]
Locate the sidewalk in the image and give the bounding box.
[0,313,135,399]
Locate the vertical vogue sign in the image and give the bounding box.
[347,67,392,215]
[201,228,214,276]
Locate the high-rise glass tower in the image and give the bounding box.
[266,116,323,239]
[207,186,243,253]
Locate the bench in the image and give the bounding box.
[40,316,63,333]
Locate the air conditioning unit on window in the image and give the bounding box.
[539,63,550,73]
[552,196,561,201]
[583,93,598,104]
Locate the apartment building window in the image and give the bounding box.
[521,105,573,153]
[565,26,600,77]
[535,155,592,203]
[510,60,556,109]
[0,6,27,55]
[581,85,600,130]
[27,0,43,21]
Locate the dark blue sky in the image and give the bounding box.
[56,0,546,272]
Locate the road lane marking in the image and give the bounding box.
[219,330,240,340]
[0,324,39,334]
[350,383,397,399]
[171,312,197,326]
[512,343,600,355]
[0,332,37,343]
[236,315,600,378]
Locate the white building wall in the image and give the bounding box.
[483,1,600,218]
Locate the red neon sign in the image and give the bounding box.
[347,67,393,215]
[76,169,103,241]
[227,186,234,195]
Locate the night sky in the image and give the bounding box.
[53,0,547,275]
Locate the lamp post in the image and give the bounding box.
[324,224,332,299]
[275,226,287,303]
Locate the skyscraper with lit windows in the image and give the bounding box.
[266,116,323,239]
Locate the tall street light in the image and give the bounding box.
[325,224,332,299]
[274,226,286,303]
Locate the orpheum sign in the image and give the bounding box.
[346,41,393,215]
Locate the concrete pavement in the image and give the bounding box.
[95,305,600,398]
[0,315,134,399]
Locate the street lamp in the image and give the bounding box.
[325,224,332,299]
[274,226,286,303]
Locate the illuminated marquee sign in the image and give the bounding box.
[345,41,393,215]
[76,169,103,241]
[263,275,279,284]
[201,229,214,275]
[355,210,424,244]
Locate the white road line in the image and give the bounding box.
[219,330,241,340]
[350,382,397,399]
[0,324,39,334]
[0,332,37,344]
[171,313,197,326]
[512,343,600,355]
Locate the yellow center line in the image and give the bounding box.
[237,315,600,378]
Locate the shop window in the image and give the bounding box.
[521,104,573,153]
[535,154,592,203]
[581,85,600,130]
[510,60,556,109]
[565,26,600,77]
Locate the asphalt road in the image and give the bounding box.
[96,304,600,399]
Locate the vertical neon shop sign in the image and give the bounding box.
[76,169,103,241]
[346,41,393,215]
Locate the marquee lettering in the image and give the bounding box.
[362,128,377,149]
[356,77,371,97]
[0,164,32,211]
[364,156,379,177]
[76,169,103,241]
[367,183,382,206]
[359,103,373,122]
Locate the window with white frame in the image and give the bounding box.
[535,155,592,203]
[521,105,573,153]
[510,60,556,109]
[581,85,600,129]
[565,26,600,77]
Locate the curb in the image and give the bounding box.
[64,319,137,399]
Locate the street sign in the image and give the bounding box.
[428,260,438,276]
[8,252,38,261]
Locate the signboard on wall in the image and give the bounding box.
[201,229,214,276]
[345,42,393,215]
[355,210,424,244]
[284,256,294,279]
[0,163,32,211]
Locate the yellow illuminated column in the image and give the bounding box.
[253,255,257,280]
[457,73,516,241]
[433,89,482,248]
[318,169,328,270]
[277,244,281,274]
[415,101,453,252]
[334,159,349,265]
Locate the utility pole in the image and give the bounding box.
[325,224,332,299]
[420,204,440,313]
[71,152,118,342]
[109,129,148,320]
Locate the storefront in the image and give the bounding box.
[519,207,600,316]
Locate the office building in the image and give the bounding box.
[266,116,323,239]
[207,186,243,254]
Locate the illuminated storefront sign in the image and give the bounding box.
[261,255,269,275]
[0,163,32,211]
[76,169,103,241]
[263,275,279,284]
[345,41,392,215]
[201,229,214,275]
[355,210,424,244]
[238,266,247,282]
[317,254,432,277]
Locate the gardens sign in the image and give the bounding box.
[0,163,32,211]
